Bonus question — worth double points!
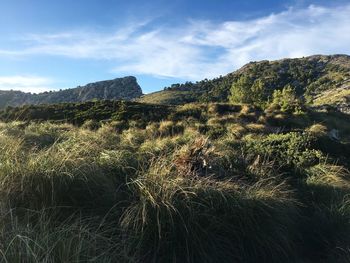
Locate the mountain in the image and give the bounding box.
[138,54,350,108]
[2,55,349,110]
[0,76,142,108]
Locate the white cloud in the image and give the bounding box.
[0,4,350,80]
[0,76,55,93]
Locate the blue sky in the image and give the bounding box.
[0,0,349,94]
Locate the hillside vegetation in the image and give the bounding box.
[0,100,172,125]
[0,98,350,262]
[138,54,350,109]
[0,76,142,108]
[1,54,350,262]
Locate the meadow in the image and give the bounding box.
[0,102,350,262]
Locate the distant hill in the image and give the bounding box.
[138,54,350,108]
[0,76,143,108]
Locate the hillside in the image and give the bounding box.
[138,54,350,108]
[0,76,142,108]
[2,55,349,111]
[1,55,350,262]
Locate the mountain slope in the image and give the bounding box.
[0,76,142,108]
[138,54,350,106]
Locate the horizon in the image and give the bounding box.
[1,0,350,94]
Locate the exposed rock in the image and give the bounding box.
[0,76,143,108]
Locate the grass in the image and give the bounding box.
[313,87,350,106]
[307,123,328,137]
[0,210,125,262]
[121,172,298,263]
[137,90,201,105]
[0,102,349,262]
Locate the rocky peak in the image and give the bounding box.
[0,76,143,108]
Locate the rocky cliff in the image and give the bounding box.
[0,76,143,108]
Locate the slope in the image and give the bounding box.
[138,54,350,106]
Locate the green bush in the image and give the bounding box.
[269,85,304,114]
[229,76,266,107]
[244,132,324,170]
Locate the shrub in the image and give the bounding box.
[269,85,304,114]
[244,132,324,171]
[229,76,266,106]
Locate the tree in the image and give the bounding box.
[270,85,303,113]
[229,76,252,104]
[250,79,266,107]
[229,76,266,107]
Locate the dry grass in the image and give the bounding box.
[227,123,247,138]
[306,164,350,188]
[0,110,349,262]
[245,123,267,133]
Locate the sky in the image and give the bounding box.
[0,0,349,94]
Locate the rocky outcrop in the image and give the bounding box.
[0,76,143,108]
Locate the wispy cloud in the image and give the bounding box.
[1,4,350,80]
[0,76,55,93]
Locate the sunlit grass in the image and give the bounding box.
[0,103,349,262]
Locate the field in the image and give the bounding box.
[0,102,350,262]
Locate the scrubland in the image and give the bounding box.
[0,103,349,262]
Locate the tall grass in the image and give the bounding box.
[0,108,349,263]
[120,164,298,262]
[0,209,126,263]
